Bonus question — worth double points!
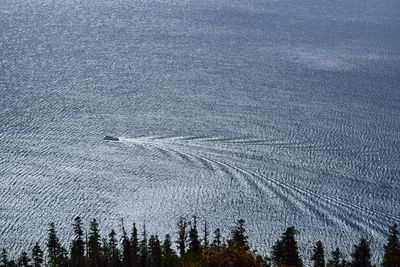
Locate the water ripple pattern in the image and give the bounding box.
[1,0,400,259]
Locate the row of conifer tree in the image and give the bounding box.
[1,216,399,267]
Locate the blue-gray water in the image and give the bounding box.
[1,0,400,259]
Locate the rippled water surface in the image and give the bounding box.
[1,0,400,257]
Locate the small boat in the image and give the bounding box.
[104,136,119,141]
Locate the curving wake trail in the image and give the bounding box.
[120,136,399,240]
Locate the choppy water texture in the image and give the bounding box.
[1,0,400,258]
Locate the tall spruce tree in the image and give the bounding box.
[272,226,303,267]
[188,216,201,254]
[203,221,209,248]
[272,239,284,267]
[121,222,132,267]
[32,242,44,267]
[130,223,139,267]
[139,224,148,267]
[148,235,162,267]
[231,219,249,249]
[162,234,175,258]
[311,241,325,267]
[102,238,110,267]
[70,216,86,267]
[383,224,400,267]
[162,234,178,267]
[350,238,372,267]
[88,219,102,267]
[176,218,187,256]
[47,222,62,267]
[108,229,120,267]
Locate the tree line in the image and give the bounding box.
[1,216,399,267]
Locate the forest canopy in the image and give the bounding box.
[1,217,399,267]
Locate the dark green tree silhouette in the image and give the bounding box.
[32,242,44,267]
[4,215,399,267]
[108,229,120,267]
[17,251,30,267]
[70,216,86,267]
[176,218,187,257]
[47,222,62,267]
[272,238,284,267]
[189,216,201,254]
[139,224,148,267]
[212,228,222,247]
[327,247,344,267]
[102,238,110,267]
[350,238,372,267]
[87,219,102,267]
[383,224,400,267]
[148,235,162,267]
[162,234,178,267]
[231,219,249,250]
[130,223,139,267]
[203,221,209,248]
[272,226,303,267]
[311,241,325,267]
[121,222,132,267]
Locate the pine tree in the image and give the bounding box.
[231,219,249,250]
[162,234,178,267]
[108,229,120,267]
[88,219,102,267]
[188,216,201,254]
[383,224,400,267]
[311,241,325,267]
[47,223,62,267]
[130,223,139,267]
[17,251,30,267]
[327,248,343,267]
[212,228,222,247]
[176,218,187,256]
[350,238,372,267]
[139,224,148,267]
[272,239,284,267]
[102,238,110,267]
[203,221,209,248]
[32,242,44,267]
[70,216,86,267]
[272,226,303,267]
[162,234,175,258]
[148,235,162,267]
[121,221,132,267]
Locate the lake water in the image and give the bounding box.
[1,0,400,258]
